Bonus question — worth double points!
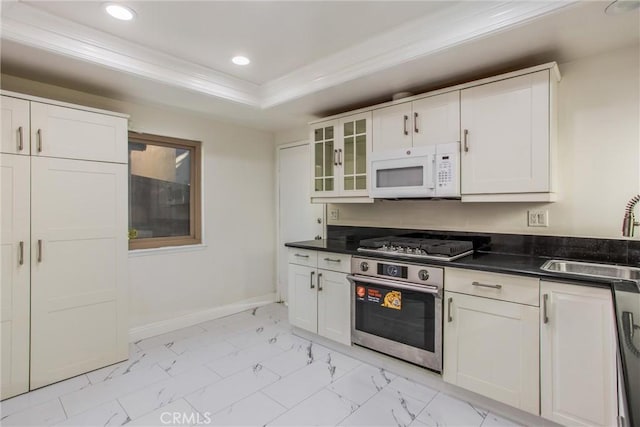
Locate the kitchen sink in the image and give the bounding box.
[541,259,640,282]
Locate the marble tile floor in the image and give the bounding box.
[1,303,522,427]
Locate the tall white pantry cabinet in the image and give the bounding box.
[0,91,129,399]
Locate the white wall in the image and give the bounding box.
[1,75,277,335]
[275,126,308,146]
[327,46,640,239]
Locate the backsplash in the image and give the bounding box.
[327,225,640,266]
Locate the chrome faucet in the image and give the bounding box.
[622,195,640,237]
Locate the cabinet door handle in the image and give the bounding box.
[543,294,549,324]
[37,239,43,263]
[294,253,309,258]
[463,129,469,152]
[310,271,315,289]
[17,126,24,151]
[403,115,409,136]
[323,257,341,263]
[472,281,502,290]
[317,273,323,291]
[334,149,338,166]
[37,129,43,153]
[414,112,419,133]
[447,297,453,322]
[338,148,342,165]
[18,241,24,265]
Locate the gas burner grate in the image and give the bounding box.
[358,235,474,261]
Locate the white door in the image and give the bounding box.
[460,70,550,194]
[1,96,30,155]
[0,154,31,399]
[30,102,127,163]
[412,91,460,147]
[278,143,324,302]
[372,103,413,152]
[443,291,539,414]
[30,156,128,389]
[287,264,318,333]
[317,269,351,346]
[540,281,617,426]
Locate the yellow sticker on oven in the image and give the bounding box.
[382,290,401,310]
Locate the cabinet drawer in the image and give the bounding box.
[317,252,351,273]
[445,268,539,306]
[288,249,317,267]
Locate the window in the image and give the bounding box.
[128,132,202,250]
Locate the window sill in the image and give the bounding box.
[128,243,208,258]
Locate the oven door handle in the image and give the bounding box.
[347,275,440,295]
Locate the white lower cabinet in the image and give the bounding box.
[443,291,540,414]
[30,157,128,389]
[540,281,618,427]
[288,250,351,346]
[0,154,31,399]
[288,263,318,333]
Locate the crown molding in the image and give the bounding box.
[260,1,576,108]
[0,2,261,107]
[1,1,575,110]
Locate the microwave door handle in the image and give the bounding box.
[424,156,435,190]
[347,275,440,295]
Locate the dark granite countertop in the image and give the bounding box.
[285,239,636,289]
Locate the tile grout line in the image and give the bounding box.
[332,371,397,426]
[115,398,132,424]
[58,396,69,420]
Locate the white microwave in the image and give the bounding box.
[369,142,460,198]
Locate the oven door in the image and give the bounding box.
[347,275,442,372]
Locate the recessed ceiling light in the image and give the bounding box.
[605,0,640,15]
[232,56,251,66]
[104,3,136,21]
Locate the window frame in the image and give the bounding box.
[128,131,202,250]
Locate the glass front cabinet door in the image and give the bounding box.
[310,112,371,200]
[311,120,338,197]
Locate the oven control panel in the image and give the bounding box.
[378,263,408,279]
[352,257,443,287]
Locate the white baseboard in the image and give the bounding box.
[129,292,278,342]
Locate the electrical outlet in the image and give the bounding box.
[537,210,549,227]
[528,210,549,227]
[329,208,339,221]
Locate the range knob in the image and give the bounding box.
[360,261,369,272]
[418,270,430,281]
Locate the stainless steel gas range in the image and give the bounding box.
[347,236,473,372]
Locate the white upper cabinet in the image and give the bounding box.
[372,91,460,152]
[30,102,128,163]
[1,96,30,155]
[372,103,413,151]
[460,69,558,201]
[412,91,460,147]
[310,112,372,202]
[311,62,559,203]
